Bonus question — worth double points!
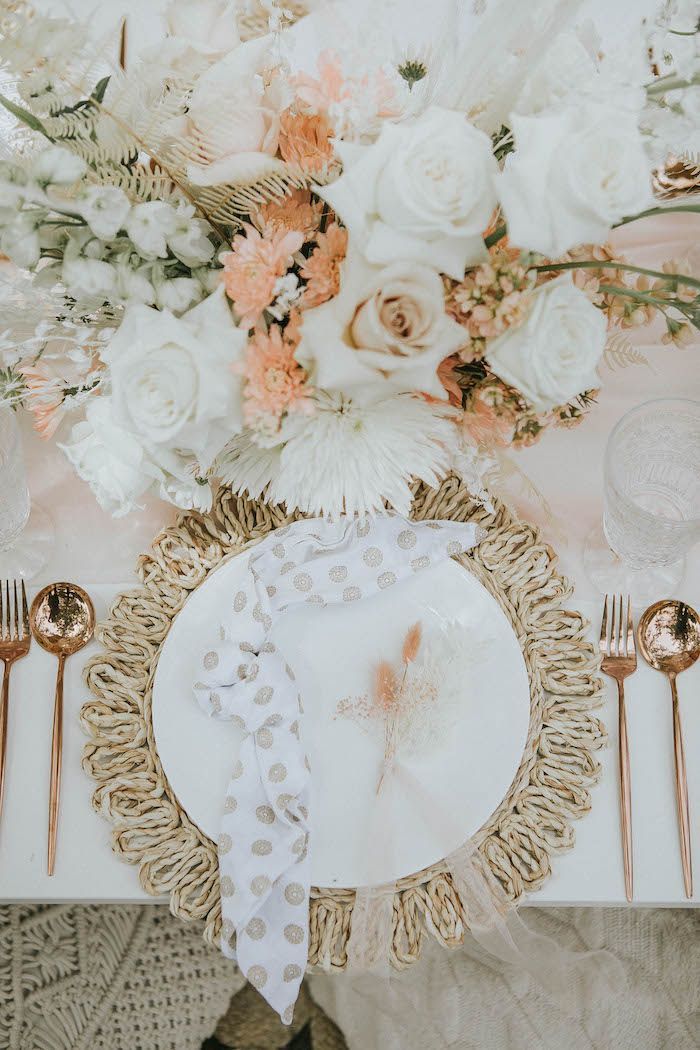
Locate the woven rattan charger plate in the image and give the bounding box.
[81,475,605,972]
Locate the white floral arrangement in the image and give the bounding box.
[0,0,698,518]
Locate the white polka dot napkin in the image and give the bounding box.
[193,514,483,1023]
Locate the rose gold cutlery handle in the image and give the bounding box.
[670,674,693,899]
[47,655,66,876]
[0,661,10,825]
[616,680,633,903]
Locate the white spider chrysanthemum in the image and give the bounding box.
[217,431,282,500]
[218,392,455,518]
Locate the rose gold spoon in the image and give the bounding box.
[30,583,94,875]
[638,600,700,899]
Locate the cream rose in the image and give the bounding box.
[496,103,653,257]
[101,287,247,470]
[320,107,497,280]
[485,275,606,412]
[297,254,466,401]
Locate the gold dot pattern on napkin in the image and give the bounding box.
[193,514,483,1024]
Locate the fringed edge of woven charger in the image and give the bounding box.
[81,475,605,972]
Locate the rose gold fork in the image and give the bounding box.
[600,594,637,903]
[0,580,31,826]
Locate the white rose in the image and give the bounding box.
[166,0,240,59]
[59,398,157,516]
[0,214,41,269]
[126,201,178,259]
[31,146,87,186]
[297,253,466,401]
[486,275,606,412]
[62,257,117,300]
[101,286,247,469]
[185,39,287,186]
[496,104,654,257]
[78,186,131,241]
[320,107,497,280]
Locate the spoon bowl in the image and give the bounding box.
[30,582,95,875]
[638,599,699,899]
[30,582,95,657]
[638,600,700,676]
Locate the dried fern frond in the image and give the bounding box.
[603,332,652,372]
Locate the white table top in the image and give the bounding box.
[1,0,698,907]
[0,214,698,908]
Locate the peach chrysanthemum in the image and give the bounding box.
[254,190,324,240]
[239,315,313,437]
[300,222,348,308]
[19,363,65,438]
[221,224,304,329]
[279,109,335,176]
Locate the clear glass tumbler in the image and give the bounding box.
[584,399,700,601]
[0,403,53,578]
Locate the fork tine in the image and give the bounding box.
[599,594,609,655]
[21,580,29,639]
[0,581,3,641]
[619,593,625,657]
[12,580,18,641]
[1,581,7,641]
[610,594,618,656]
[627,595,635,656]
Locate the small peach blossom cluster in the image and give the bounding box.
[655,261,697,348]
[221,190,348,440]
[446,246,534,360]
[564,246,697,346]
[563,245,651,326]
[275,47,401,180]
[292,49,398,142]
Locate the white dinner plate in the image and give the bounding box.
[152,552,530,888]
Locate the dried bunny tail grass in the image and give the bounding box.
[402,622,422,666]
[375,662,399,710]
[81,475,604,973]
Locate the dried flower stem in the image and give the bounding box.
[376,623,422,795]
[533,260,700,291]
